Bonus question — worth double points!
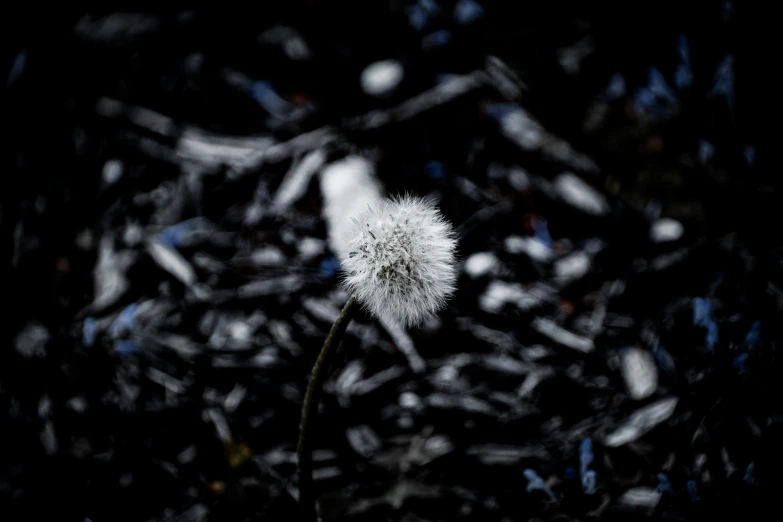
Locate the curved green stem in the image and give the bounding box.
[297,295,358,522]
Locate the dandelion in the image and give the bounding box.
[297,194,457,521]
[341,195,457,327]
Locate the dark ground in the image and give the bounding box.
[2,2,781,521]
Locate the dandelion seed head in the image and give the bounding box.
[340,195,457,327]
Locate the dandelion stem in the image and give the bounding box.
[297,295,358,522]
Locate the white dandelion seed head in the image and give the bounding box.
[340,195,458,327]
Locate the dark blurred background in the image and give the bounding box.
[2,2,781,521]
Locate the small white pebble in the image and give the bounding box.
[553,251,590,283]
[252,246,286,266]
[399,392,422,409]
[650,218,684,242]
[102,159,123,185]
[508,168,530,191]
[298,237,325,261]
[123,224,144,246]
[621,347,658,400]
[67,396,89,413]
[464,252,497,278]
[360,60,404,96]
[228,321,252,342]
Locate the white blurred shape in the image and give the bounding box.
[379,315,426,373]
[508,168,530,191]
[205,407,232,442]
[41,421,58,455]
[94,236,135,309]
[38,395,52,418]
[554,173,609,215]
[480,281,553,314]
[178,128,274,170]
[223,385,246,413]
[67,396,88,413]
[698,140,715,164]
[517,368,553,398]
[531,317,595,353]
[558,37,594,75]
[650,218,684,242]
[360,60,404,96]
[553,251,590,283]
[251,246,286,266]
[259,26,311,60]
[621,347,658,400]
[102,159,123,185]
[273,149,326,212]
[464,252,497,278]
[320,156,383,258]
[618,487,662,509]
[15,322,49,358]
[498,108,543,150]
[298,237,326,261]
[146,239,196,286]
[604,397,678,447]
[504,235,553,262]
[399,391,422,409]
